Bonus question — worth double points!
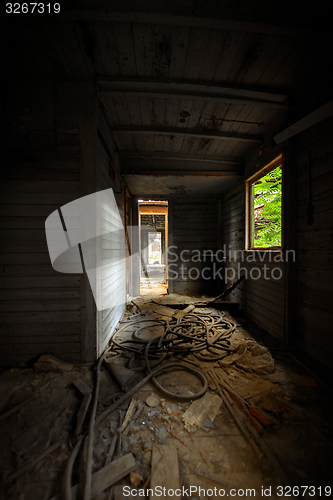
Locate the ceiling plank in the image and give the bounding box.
[64,12,327,40]
[98,79,288,108]
[112,125,262,142]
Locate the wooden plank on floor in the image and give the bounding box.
[150,445,180,499]
[182,392,222,428]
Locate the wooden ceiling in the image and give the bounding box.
[3,0,332,194]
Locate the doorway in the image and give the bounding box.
[139,200,168,296]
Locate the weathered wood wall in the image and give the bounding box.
[242,144,287,342]
[95,105,126,357]
[0,78,83,366]
[220,180,246,306]
[0,78,128,367]
[169,196,220,295]
[238,116,333,368]
[293,117,333,367]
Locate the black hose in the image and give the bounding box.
[111,307,236,365]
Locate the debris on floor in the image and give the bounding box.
[0,294,332,499]
[182,392,222,430]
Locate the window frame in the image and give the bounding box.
[245,153,284,251]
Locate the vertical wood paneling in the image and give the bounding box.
[0,79,82,367]
[221,181,245,305]
[243,145,286,340]
[170,196,220,295]
[95,108,126,357]
[221,177,285,339]
[294,118,333,367]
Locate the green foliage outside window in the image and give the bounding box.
[252,165,282,247]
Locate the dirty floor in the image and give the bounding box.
[0,294,332,499]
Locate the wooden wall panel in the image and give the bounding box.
[95,107,126,357]
[170,196,220,295]
[242,115,333,365]
[0,78,91,367]
[221,181,246,306]
[221,174,285,340]
[243,142,287,341]
[293,117,333,367]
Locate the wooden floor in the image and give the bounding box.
[140,283,168,296]
[0,298,332,499]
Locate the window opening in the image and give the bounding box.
[246,154,283,250]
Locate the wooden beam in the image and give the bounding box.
[103,89,286,109]
[98,79,287,104]
[119,150,243,166]
[274,100,333,144]
[99,80,287,109]
[64,12,327,40]
[121,157,243,175]
[113,126,262,142]
[122,169,242,176]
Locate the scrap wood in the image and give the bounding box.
[72,378,92,396]
[217,366,275,400]
[152,304,176,318]
[121,399,137,432]
[75,393,92,436]
[206,370,262,458]
[116,413,123,458]
[50,453,137,500]
[94,362,208,427]
[214,372,263,434]
[232,398,264,434]
[173,304,195,320]
[123,402,144,436]
[105,432,118,466]
[7,439,64,483]
[0,382,25,414]
[0,394,37,423]
[248,404,279,427]
[215,372,277,429]
[88,453,136,497]
[207,370,290,485]
[131,297,156,312]
[182,391,222,428]
[0,378,58,423]
[150,445,180,499]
